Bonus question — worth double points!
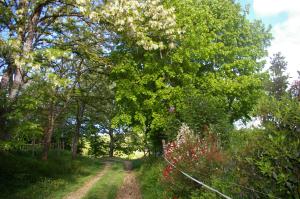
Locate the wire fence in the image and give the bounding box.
[8,142,66,153]
[19,143,65,150]
[163,156,282,199]
[164,156,232,199]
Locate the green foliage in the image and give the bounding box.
[88,135,109,158]
[290,71,300,100]
[3,1,294,198]
[252,95,300,197]
[178,92,232,139]
[166,0,271,123]
[84,123,109,158]
[1,0,272,159]
[251,61,299,198]
[110,0,271,155]
[266,52,289,99]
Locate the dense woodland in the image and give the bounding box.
[0,0,299,198]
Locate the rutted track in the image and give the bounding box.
[115,160,141,199]
[63,162,111,199]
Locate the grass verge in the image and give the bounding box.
[0,150,104,199]
[134,157,166,199]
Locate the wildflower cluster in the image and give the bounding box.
[101,0,181,50]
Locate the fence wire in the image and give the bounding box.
[164,156,232,199]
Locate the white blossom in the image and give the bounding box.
[76,0,85,4]
[101,0,181,51]
[168,42,176,49]
[177,123,193,146]
[89,11,97,19]
[127,17,133,23]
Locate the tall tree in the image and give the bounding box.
[0,0,90,99]
[111,0,271,153]
[0,0,182,147]
[290,71,300,101]
[254,71,300,197]
[267,52,289,99]
[0,0,96,141]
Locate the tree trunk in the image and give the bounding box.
[8,1,42,100]
[0,69,11,140]
[42,105,55,161]
[0,111,6,140]
[8,67,23,100]
[0,70,10,89]
[32,139,36,157]
[71,128,79,159]
[108,128,114,158]
[0,107,11,140]
[72,102,85,159]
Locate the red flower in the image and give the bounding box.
[163,165,173,178]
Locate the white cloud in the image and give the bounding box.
[253,0,300,80]
[269,13,300,80]
[253,0,299,16]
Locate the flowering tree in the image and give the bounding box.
[110,0,272,158]
[0,0,180,157]
[0,0,178,99]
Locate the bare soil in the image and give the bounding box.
[63,162,111,199]
[115,170,142,199]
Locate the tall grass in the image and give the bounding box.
[0,150,104,199]
[134,157,166,199]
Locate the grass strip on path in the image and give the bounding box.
[83,161,125,199]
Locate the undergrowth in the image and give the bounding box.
[0,150,104,199]
[134,157,166,199]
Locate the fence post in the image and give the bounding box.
[162,139,166,155]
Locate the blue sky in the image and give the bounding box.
[239,0,288,26]
[239,0,300,81]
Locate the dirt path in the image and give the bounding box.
[63,162,111,199]
[115,170,142,199]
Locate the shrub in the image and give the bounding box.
[162,124,226,198]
